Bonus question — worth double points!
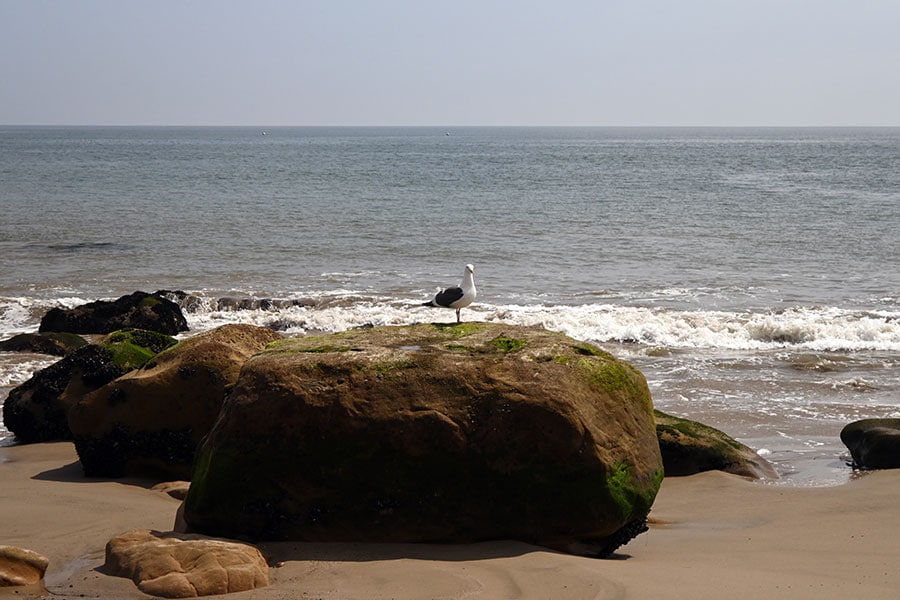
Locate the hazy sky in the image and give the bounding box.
[2,0,898,126]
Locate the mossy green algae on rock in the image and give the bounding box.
[654,410,778,479]
[0,331,88,356]
[2,329,177,443]
[68,324,281,479]
[185,323,663,557]
[102,328,178,370]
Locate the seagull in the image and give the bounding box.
[422,264,477,323]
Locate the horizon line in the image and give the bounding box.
[3,123,900,129]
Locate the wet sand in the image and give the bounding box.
[2,442,899,599]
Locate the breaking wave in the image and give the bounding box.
[2,293,898,353]
[176,295,900,353]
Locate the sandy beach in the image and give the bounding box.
[1,441,898,600]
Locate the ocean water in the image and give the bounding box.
[1,126,898,485]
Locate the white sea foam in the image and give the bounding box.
[0,298,34,336]
[480,303,900,352]
[4,290,897,354]
[0,295,95,338]
[0,355,58,387]
[179,296,900,353]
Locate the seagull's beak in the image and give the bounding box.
[466,264,475,273]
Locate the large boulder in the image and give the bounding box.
[39,291,189,335]
[841,419,900,469]
[0,331,88,356]
[654,410,778,479]
[3,329,177,443]
[105,529,269,598]
[69,324,282,479]
[184,323,664,557]
[0,546,49,587]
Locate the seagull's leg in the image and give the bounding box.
[456,308,461,323]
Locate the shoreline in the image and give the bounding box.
[2,442,898,599]
[2,318,894,489]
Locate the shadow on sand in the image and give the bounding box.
[32,459,164,491]
[257,539,631,565]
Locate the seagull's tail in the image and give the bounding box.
[421,300,436,307]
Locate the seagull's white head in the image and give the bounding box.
[465,264,475,274]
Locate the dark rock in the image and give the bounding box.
[215,297,317,311]
[0,332,88,356]
[39,291,189,335]
[69,324,282,479]
[841,418,900,469]
[184,323,664,557]
[3,329,176,443]
[654,410,778,479]
[216,297,274,311]
[156,290,208,314]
